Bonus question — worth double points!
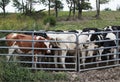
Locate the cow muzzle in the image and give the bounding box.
[47,50,51,54]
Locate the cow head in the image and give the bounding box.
[49,38,60,48]
[36,36,52,54]
[87,30,98,42]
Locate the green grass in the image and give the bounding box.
[50,11,120,30]
[0,62,70,82]
[0,11,120,30]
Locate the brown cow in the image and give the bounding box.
[5,33,51,67]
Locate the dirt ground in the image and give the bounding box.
[66,66,120,82]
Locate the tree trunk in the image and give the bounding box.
[25,1,28,14]
[73,0,76,19]
[95,0,100,18]
[22,0,25,13]
[67,1,72,20]
[3,0,5,17]
[29,0,32,13]
[55,0,58,17]
[48,0,51,16]
[3,6,5,17]
[78,0,84,19]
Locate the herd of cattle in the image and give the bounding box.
[1,25,120,69]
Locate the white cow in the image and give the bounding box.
[47,30,89,68]
[48,33,77,68]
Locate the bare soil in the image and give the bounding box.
[66,66,120,82]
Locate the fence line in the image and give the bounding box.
[0,30,120,72]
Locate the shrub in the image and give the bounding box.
[43,16,56,26]
[104,8,111,11]
[0,62,33,82]
[0,62,69,82]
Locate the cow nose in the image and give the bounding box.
[47,50,51,54]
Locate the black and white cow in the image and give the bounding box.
[102,26,120,59]
[82,28,104,62]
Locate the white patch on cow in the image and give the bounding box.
[87,42,96,57]
[87,30,95,41]
[77,30,82,33]
[104,27,107,30]
[104,26,113,31]
[106,33,116,40]
[109,26,113,31]
[8,44,19,61]
[44,39,51,53]
[35,36,40,40]
[98,35,101,40]
[11,33,17,38]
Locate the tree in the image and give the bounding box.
[38,0,51,16]
[77,0,92,19]
[51,0,63,17]
[66,0,77,20]
[0,0,10,17]
[95,0,110,18]
[66,0,92,20]
[13,0,38,14]
[12,0,24,13]
[66,0,72,19]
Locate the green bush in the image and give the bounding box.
[0,62,69,82]
[104,8,111,11]
[0,62,33,82]
[43,16,56,26]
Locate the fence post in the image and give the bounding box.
[31,31,36,70]
[76,33,79,72]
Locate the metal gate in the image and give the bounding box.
[0,30,78,71]
[0,30,120,72]
[78,30,120,72]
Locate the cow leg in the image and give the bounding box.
[113,48,117,59]
[97,47,104,61]
[87,50,94,62]
[87,43,95,62]
[7,48,15,61]
[81,51,86,67]
[112,48,117,64]
[80,45,86,68]
[33,54,38,68]
[60,50,67,69]
[54,50,59,68]
[8,45,18,61]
